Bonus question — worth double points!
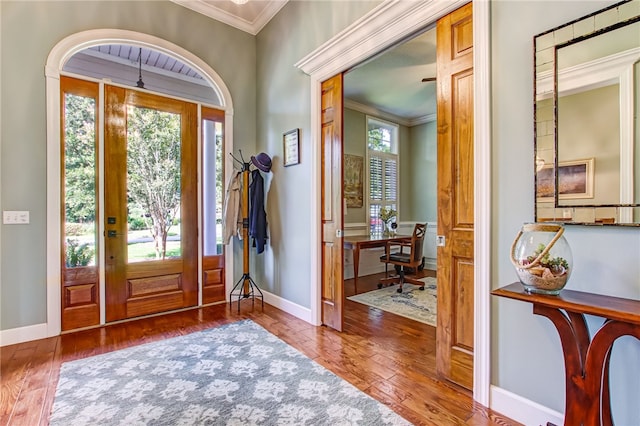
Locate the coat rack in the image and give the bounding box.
[229,150,264,313]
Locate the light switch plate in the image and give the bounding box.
[3,211,30,224]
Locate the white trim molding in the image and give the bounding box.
[171,0,288,36]
[491,385,564,426]
[473,0,491,407]
[42,29,234,341]
[296,0,491,406]
[0,323,49,347]
[261,290,313,324]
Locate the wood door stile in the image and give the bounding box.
[436,2,475,391]
[493,283,640,426]
[320,74,344,331]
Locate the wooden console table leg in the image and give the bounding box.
[533,305,590,424]
[585,321,640,426]
[533,305,640,426]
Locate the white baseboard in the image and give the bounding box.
[3,292,315,347]
[261,290,315,325]
[424,257,436,271]
[1,322,49,347]
[490,385,563,426]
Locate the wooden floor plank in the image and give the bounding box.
[0,271,521,426]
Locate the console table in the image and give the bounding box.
[492,283,640,426]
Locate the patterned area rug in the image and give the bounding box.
[50,320,411,425]
[347,277,437,327]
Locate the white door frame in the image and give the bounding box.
[44,29,235,336]
[295,0,491,405]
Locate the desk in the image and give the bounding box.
[492,283,640,426]
[344,234,408,295]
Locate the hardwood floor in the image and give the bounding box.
[1,271,520,426]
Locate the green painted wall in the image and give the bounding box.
[1,0,638,423]
[407,121,437,222]
[491,2,639,423]
[253,0,381,306]
[0,0,256,329]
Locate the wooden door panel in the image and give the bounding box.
[453,71,474,226]
[62,266,99,331]
[320,75,344,331]
[453,258,474,351]
[203,255,225,304]
[436,2,474,391]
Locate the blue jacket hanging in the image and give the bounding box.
[249,169,268,254]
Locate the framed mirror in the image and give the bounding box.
[534,0,640,226]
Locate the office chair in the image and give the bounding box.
[378,223,427,293]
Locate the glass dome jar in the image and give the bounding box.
[510,223,573,295]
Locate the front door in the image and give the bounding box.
[320,74,344,331]
[435,2,475,391]
[104,85,198,322]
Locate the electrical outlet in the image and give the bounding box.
[3,211,30,224]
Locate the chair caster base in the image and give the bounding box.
[378,283,383,289]
[419,286,425,290]
[397,287,403,293]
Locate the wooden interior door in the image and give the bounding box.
[320,74,344,331]
[436,2,475,391]
[104,85,198,322]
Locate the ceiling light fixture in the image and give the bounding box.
[136,47,145,89]
[230,0,249,4]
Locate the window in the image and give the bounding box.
[367,117,399,234]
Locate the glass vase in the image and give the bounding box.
[510,223,573,295]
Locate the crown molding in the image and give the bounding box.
[344,99,435,127]
[295,0,463,81]
[171,0,288,35]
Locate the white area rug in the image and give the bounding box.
[347,277,437,327]
[49,319,411,425]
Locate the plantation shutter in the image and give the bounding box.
[368,152,397,234]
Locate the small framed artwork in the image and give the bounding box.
[536,158,594,202]
[283,128,300,167]
[344,154,363,208]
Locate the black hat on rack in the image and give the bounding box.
[251,152,272,172]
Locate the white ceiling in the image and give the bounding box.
[344,28,437,125]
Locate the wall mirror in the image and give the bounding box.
[534,0,640,226]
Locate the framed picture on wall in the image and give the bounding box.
[283,128,300,167]
[536,158,594,202]
[344,154,363,208]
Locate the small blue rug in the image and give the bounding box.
[50,319,411,425]
[347,277,437,327]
